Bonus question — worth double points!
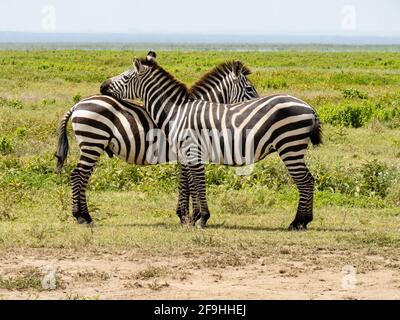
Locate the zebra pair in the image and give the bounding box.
[56,59,258,224]
[100,51,322,230]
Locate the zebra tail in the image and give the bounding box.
[55,109,73,173]
[310,114,322,146]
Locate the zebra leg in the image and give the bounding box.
[188,163,210,229]
[71,151,100,224]
[71,166,90,224]
[176,165,190,224]
[77,166,95,225]
[190,186,201,225]
[282,156,314,230]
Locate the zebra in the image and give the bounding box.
[55,59,258,224]
[100,51,322,230]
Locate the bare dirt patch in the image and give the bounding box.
[0,249,399,300]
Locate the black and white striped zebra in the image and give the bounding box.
[56,60,258,224]
[100,51,322,230]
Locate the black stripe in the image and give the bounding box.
[274,132,311,151]
[75,130,108,140]
[258,119,313,157]
[279,143,309,156]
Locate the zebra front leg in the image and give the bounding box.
[282,156,314,230]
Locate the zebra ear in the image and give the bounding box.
[146,51,157,64]
[133,57,143,72]
[233,61,243,77]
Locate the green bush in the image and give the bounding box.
[266,79,288,89]
[320,104,373,128]
[342,88,368,99]
[313,162,359,195]
[72,93,82,103]
[0,137,13,155]
[0,97,23,109]
[373,107,400,128]
[359,160,396,198]
[313,159,397,200]
[15,127,27,138]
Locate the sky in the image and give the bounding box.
[0,0,399,36]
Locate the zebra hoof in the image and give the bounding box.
[198,211,210,229]
[288,223,307,231]
[180,215,192,225]
[76,216,93,225]
[199,219,208,229]
[179,220,192,228]
[288,216,312,231]
[76,217,87,224]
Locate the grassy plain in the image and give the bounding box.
[0,50,399,299]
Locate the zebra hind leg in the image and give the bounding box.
[71,167,90,224]
[177,145,209,228]
[70,152,100,224]
[281,155,314,231]
[182,165,201,226]
[176,165,191,224]
[190,188,201,226]
[188,163,210,229]
[78,166,95,225]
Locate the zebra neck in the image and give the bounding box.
[143,79,188,130]
[144,96,181,133]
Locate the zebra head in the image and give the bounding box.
[100,51,157,100]
[189,60,258,104]
[225,61,259,103]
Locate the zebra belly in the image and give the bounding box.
[111,134,179,165]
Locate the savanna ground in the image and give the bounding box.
[0,50,400,299]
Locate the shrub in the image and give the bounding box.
[0,137,13,155]
[342,88,368,99]
[319,103,373,128]
[266,79,288,89]
[373,107,400,128]
[359,160,396,198]
[15,127,27,138]
[72,93,82,103]
[0,97,23,109]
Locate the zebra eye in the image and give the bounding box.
[121,73,131,82]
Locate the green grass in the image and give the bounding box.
[0,50,400,257]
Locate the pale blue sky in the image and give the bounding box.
[1,0,399,36]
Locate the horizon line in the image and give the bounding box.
[1,31,400,38]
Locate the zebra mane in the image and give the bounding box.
[189,60,251,96]
[140,57,190,99]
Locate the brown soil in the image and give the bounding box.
[0,249,399,300]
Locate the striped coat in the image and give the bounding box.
[101,51,322,230]
[56,61,258,224]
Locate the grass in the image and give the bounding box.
[147,280,170,291]
[133,266,168,280]
[65,293,100,300]
[0,267,65,291]
[0,50,399,260]
[74,271,111,282]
